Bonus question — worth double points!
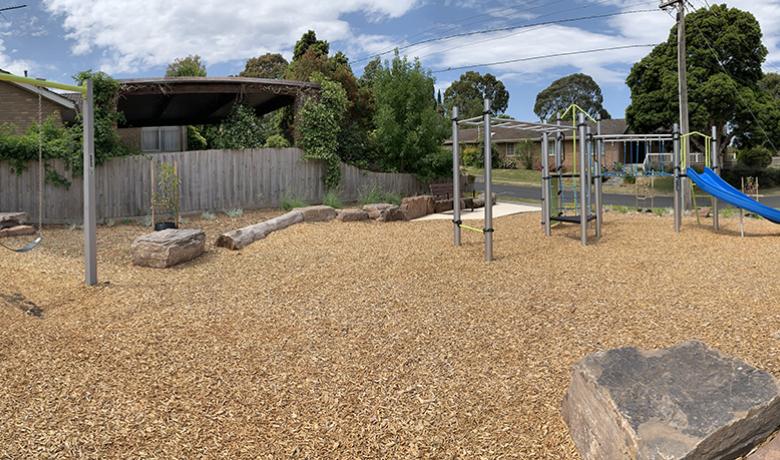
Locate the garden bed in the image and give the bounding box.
[1,210,779,457]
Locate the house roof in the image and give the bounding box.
[446,118,628,144]
[0,69,78,122]
[112,77,321,127]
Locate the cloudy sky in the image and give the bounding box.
[2,0,780,119]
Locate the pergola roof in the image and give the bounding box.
[113,77,320,127]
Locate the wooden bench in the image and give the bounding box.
[429,180,475,211]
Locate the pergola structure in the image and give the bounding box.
[116,77,321,127]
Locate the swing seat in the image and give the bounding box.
[550,215,596,224]
[1,235,42,253]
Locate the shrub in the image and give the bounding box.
[623,174,636,185]
[224,208,243,218]
[264,134,290,148]
[416,148,453,182]
[281,195,307,211]
[736,146,773,168]
[322,190,343,208]
[204,104,268,149]
[152,163,180,221]
[357,184,401,205]
[187,126,208,150]
[721,165,780,188]
[461,146,481,167]
[516,141,535,169]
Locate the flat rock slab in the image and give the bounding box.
[363,203,394,220]
[297,205,337,222]
[400,195,434,220]
[377,205,405,222]
[562,341,780,460]
[0,212,27,229]
[748,433,780,459]
[337,208,369,222]
[132,229,206,268]
[0,225,36,238]
[434,199,453,213]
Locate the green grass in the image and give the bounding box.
[464,167,541,185]
[357,184,402,206]
[281,195,307,211]
[322,190,343,209]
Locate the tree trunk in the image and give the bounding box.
[215,210,304,250]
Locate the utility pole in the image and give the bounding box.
[661,0,690,209]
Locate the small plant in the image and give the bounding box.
[201,211,217,220]
[652,208,668,217]
[152,163,180,226]
[461,146,481,168]
[281,195,307,211]
[224,208,244,218]
[611,205,632,214]
[623,173,636,185]
[720,208,737,218]
[264,134,291,149]
[612,162,624,173]
[322,190,343,208]
[516,140,535,169]
[357,184,401,205]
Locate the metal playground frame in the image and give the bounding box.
[0,72,98,286]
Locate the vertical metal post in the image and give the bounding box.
[711,125,719,231]
[578,113,588,246]
[595,116,603,238]
[483,98,493,262]
[555,116,563,212]
[672,123,682,233]
[542,132,551,236]
[83,79,97,286]
[451,106,461,246]
[677,1,691,212]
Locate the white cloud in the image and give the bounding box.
[43,0,418,73]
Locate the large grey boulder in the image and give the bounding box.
[132,228,206,268]
[362,203,394,220]
[0,212,26,229]
[562,341,780,460]
[336,208,369,222]
[297,205,337,222]
[400,195,434,220]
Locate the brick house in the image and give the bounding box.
[445,118,631,170]
[0,72,78,133]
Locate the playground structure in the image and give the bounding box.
[0,72,97,285]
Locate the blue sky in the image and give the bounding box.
[3,0,780,120]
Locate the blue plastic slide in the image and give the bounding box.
[686,167,780,224]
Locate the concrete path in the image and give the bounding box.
[414,202,540,221]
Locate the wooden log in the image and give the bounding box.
[215,210,303,250]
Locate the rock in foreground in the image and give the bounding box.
[562,341,780,460]
[297,205,337,222]
[336,208,369,222]
[132,229,206,268]
[400,195,434,220]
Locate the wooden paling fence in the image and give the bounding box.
[0,148,427,223]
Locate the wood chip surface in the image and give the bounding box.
[1,210,779,458]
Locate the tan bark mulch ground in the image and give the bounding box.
[1,210,779,458]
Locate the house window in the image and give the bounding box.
[141,126,182,152]
[505,143,515,156]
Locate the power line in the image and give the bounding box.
[413,7,660,62]
[431,43,658,73]
[0,4,27,13]
[354,0,658,64]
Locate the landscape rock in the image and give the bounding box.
[0,225,36,238]
[434,199,453,213]
[747,432,780,459]
[363,203,394,219]
[336,208,369,222]
[377,206,405,222]
[297,205,337,222]
[0,212,26,229]
[472,192,497,208]
[132,228,206,268]
[562,341,780,460]
[400,195,435,220]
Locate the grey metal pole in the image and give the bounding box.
[677,1,691,212]
[83,79,97,286]
[451,106,461,246]
[595,117,603,239]
[555,116,563,213]
[673,123,681,233]
[578,113,588,246]
[711,125,719,231]
[483,98,493,262]
[542,131,551,236]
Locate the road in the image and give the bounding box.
[474,182,780,208]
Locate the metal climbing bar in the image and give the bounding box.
[460,224,485,233]
[0,72,86,94]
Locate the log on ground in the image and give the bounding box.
[215,210,304,250]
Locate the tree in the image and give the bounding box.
[293,30,329,61]
[533,73,610,122]
[203,104,273,149]
[760,73,780,100]
[165,55,207,77]
[240,53,288,79]
[372,52,449,175]
[626,5,776,150]
[443,71,509,118]
[297,74,348,189]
